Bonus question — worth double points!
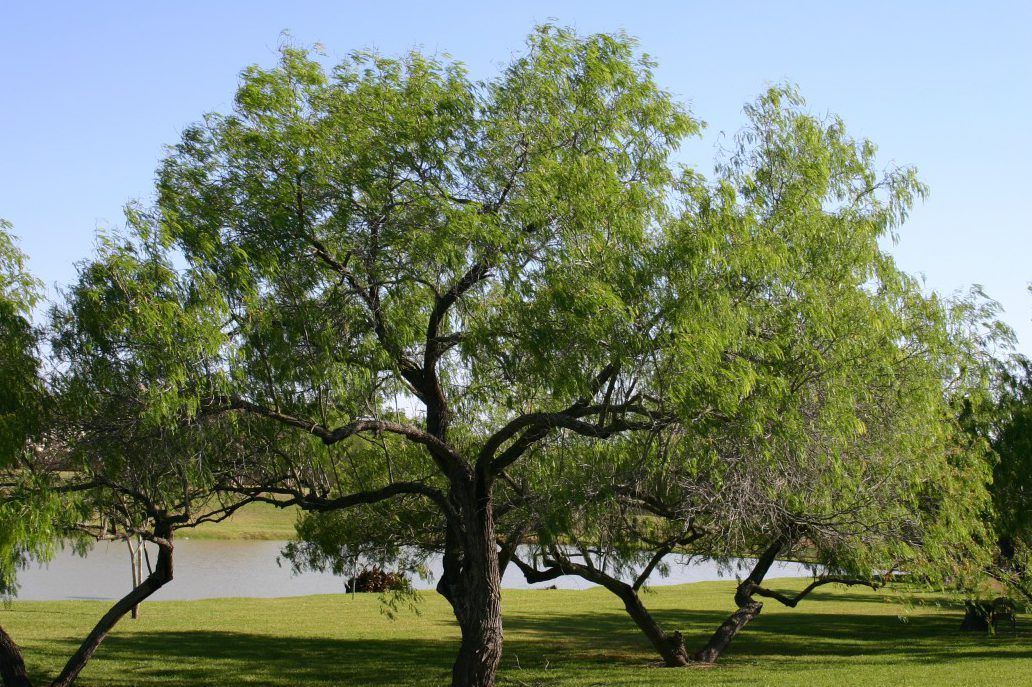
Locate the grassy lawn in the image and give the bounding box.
[3,578,1030,686]
[185,502,299,541]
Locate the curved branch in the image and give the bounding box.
[487,412,666,475]
[229,481,456,524]
[753,577,881,608]
[46,524,175,687]
[204,396,466,475]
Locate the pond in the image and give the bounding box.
[13,539,814,601]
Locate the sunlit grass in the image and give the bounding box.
[185,501,299,541]
[4,578,1030,686]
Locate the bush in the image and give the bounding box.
[344,568,410,593]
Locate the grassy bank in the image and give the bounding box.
[4,578,1029,686]
[185,502,298,541]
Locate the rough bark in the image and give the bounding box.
[0,626,32,687]
[692,600,763,663]
[438,479,503,687]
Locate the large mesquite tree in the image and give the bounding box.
[150,27,720,687]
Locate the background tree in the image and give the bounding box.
[1,234,259,687]
[988,349,1032,602]
[511,88,995,666]
[0,220,60,687]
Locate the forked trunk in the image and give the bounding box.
[692,539,784,664]
[510,549,690,668]
[617,587,689,667]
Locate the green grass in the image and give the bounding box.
[185,502,299,541]
[4,578,1030,686]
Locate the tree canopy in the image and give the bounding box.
[0,26,1015,687]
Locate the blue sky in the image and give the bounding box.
[2,1,1029,353]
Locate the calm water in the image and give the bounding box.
[13,539,813,601]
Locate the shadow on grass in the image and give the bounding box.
[40,631,456,687]
[504,598,1032,666]
[29,592,1032,686]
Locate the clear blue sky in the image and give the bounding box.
[2,1,1029,354]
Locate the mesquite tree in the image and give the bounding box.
[986,350,1032,602]
[512,89,995,665]
[0,221,51,597]
[148,27,716,687]
[0,235,258,687]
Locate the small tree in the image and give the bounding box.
[0,234,259,687]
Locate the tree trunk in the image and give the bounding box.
[510,549,689,668]
[0,626,32,687]
[127,536,143,620]
[439,480,503,687]
[49,526,174,687]
[0,525,175,687]
[692,539,784,664]
[616,587,689,667]
[692,600,763,663]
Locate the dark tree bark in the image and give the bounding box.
[692,539,783,664]
[0,627,32,687]
[0,523,175,687]
[510,548,692,667]
[618,586,690,667]
[692,600,763,663]
[439,479,504,687]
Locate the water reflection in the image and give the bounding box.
[14,540,813,601]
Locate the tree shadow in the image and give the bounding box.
[22,591,1032,686]
[503,593,1032,667]
[39,631,456,686]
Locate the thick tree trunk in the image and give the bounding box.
[438,480,503,687]
[0,626,32,687]
[616,587,689,667]
[692,600,763,663]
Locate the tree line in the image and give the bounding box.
[1,25,1029,687]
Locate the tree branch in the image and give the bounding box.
[752,576,880,608]
[228,481,456,524]
[203,395,466,475]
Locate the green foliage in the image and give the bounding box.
[992,355,1032,542]
[3,30,1005,681]
[0,219,60,596]
[0,220,43,467]
[154,26,699,435]
[512,86,995,597]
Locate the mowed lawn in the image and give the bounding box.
[186,501,299,541]
[4,578,1031,687]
